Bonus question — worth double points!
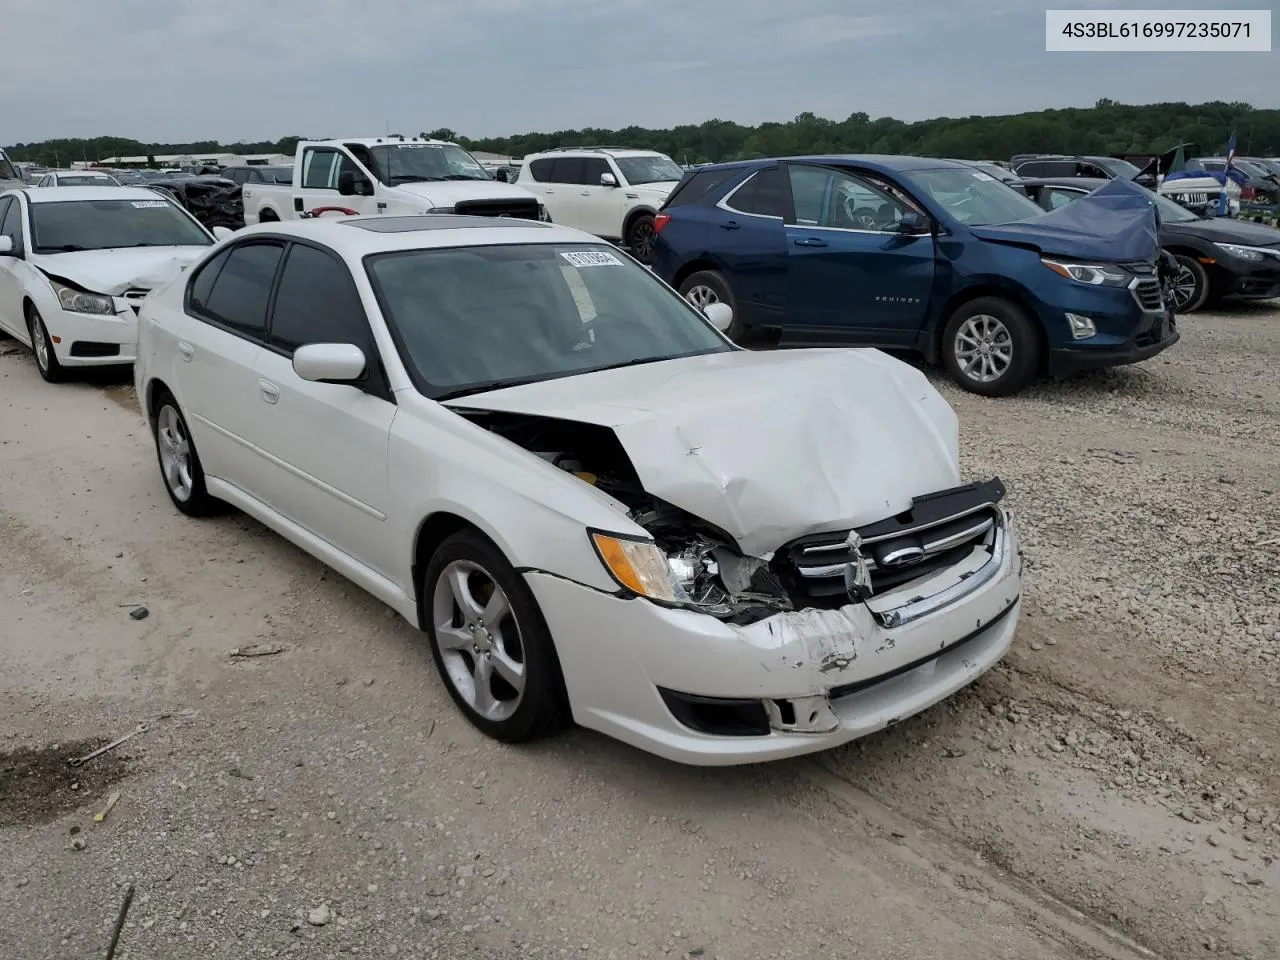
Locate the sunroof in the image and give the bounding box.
[345,215,549,233]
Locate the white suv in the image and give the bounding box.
[517,147,685,263]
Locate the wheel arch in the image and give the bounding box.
[622,205,658,238]
[670,258,726,292]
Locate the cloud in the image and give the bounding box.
[0,0,1274,145]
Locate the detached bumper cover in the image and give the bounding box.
[526,510,1022,765]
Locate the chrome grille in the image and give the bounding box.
[1131,277,1164,313]
[773,479,1007,608]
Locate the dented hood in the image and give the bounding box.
[32,246,208,295]
[970,176,1161,262]
[444,349,961,557]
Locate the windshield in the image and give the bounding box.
[366,243,731,399]
[1143,187,1199,222]
[30,198,212,253]
[1097,157,1143,180]
[1235,160,1274,180]
[908,167,1046,225]
[370,143,493,185]
[614,155,685,185]
[0,154,19,181]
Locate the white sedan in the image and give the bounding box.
[0,186,230,382]
[133,215,1022,765]
[35,171,123,187]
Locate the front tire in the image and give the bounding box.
[423,530,570,743]
[27,306,66,383]
[941,297,1039,397]
[1170,254,1209,313]
[625,213,657,265]
[152,393,218,516]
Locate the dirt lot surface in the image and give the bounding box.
[2,305,1278,960]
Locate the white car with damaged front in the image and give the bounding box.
[133,214,1022,766]
[0,186,226,382]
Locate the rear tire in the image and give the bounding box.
[679,269,746,340]
[941,297,1040,397]
[1170,254,1209,314]
[625,213,657,265]
[258,208,279,223]
[151,391,219,516]
[422,530,570,743]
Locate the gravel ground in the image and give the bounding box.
[2,303,1278,960]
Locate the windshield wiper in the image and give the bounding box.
[390,175,444,183]
[39,244,90,252]
[441,174,488,181]
[434,374,554,401]
[577,356,670,375]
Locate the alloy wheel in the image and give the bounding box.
[156,405,194,502]
[685,284,719,308]
[31,316,49,372]
[431,559,526,722]
[954,314,1013,384]
[1172,264,1199,310]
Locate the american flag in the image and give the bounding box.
[1225,131,1237,170]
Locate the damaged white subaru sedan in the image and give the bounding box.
[133,214,1022,765]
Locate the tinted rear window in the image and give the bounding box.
[663,168,738,208]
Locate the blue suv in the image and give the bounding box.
[651,156,1179,396]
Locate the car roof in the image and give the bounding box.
[1015,177,1110,189]
[315,136,454,148]
[23,185,178,204]
[691,154,971,175]
[231,215,611,257]
[527,147,665,159]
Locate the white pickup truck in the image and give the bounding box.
[242,136,549,224]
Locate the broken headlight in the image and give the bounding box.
[590,531,686,603]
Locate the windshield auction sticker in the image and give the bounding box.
[1046,9,1271,51]
[130,200,170,208]
[561,250,624,267]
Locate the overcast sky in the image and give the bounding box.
[2,0,1276,144]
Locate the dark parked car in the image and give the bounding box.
[143,174,244,231]
[1017,177,1280,313]
[1009,154,1155,188]
[947,160,1022,185]
[220,165,292,185]
[651,156,1178,396]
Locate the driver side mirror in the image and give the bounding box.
[898,211,927,234]
[0,236,14,256]
[338,171,371,197]
[293,343,367,384]
[703,301,734,333]
[494,168,509,182]
[600,172,618,188]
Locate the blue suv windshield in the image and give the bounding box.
[908,167,1046,226]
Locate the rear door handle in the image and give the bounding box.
[720,220,741,230]
[177,340,193,362]
[793,237,828,247]
[258,379,279,404]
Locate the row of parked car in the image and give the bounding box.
[0,177,1025,765]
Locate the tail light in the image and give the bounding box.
[653,212,671,234]
[1241,185,1255,200]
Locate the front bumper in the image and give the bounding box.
[45,304,138,367]
[1213,256,1280,301]
[526,510,1022,765]
[1047,310,1179,377]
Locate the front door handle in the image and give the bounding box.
[720,220,741,230]
[793,237,828,247]
[258,379,279,404]
[177,340,193,362]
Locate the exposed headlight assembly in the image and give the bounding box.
[1041,259,1130,287]
[590,531,685,602]
[52,281,115,315]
